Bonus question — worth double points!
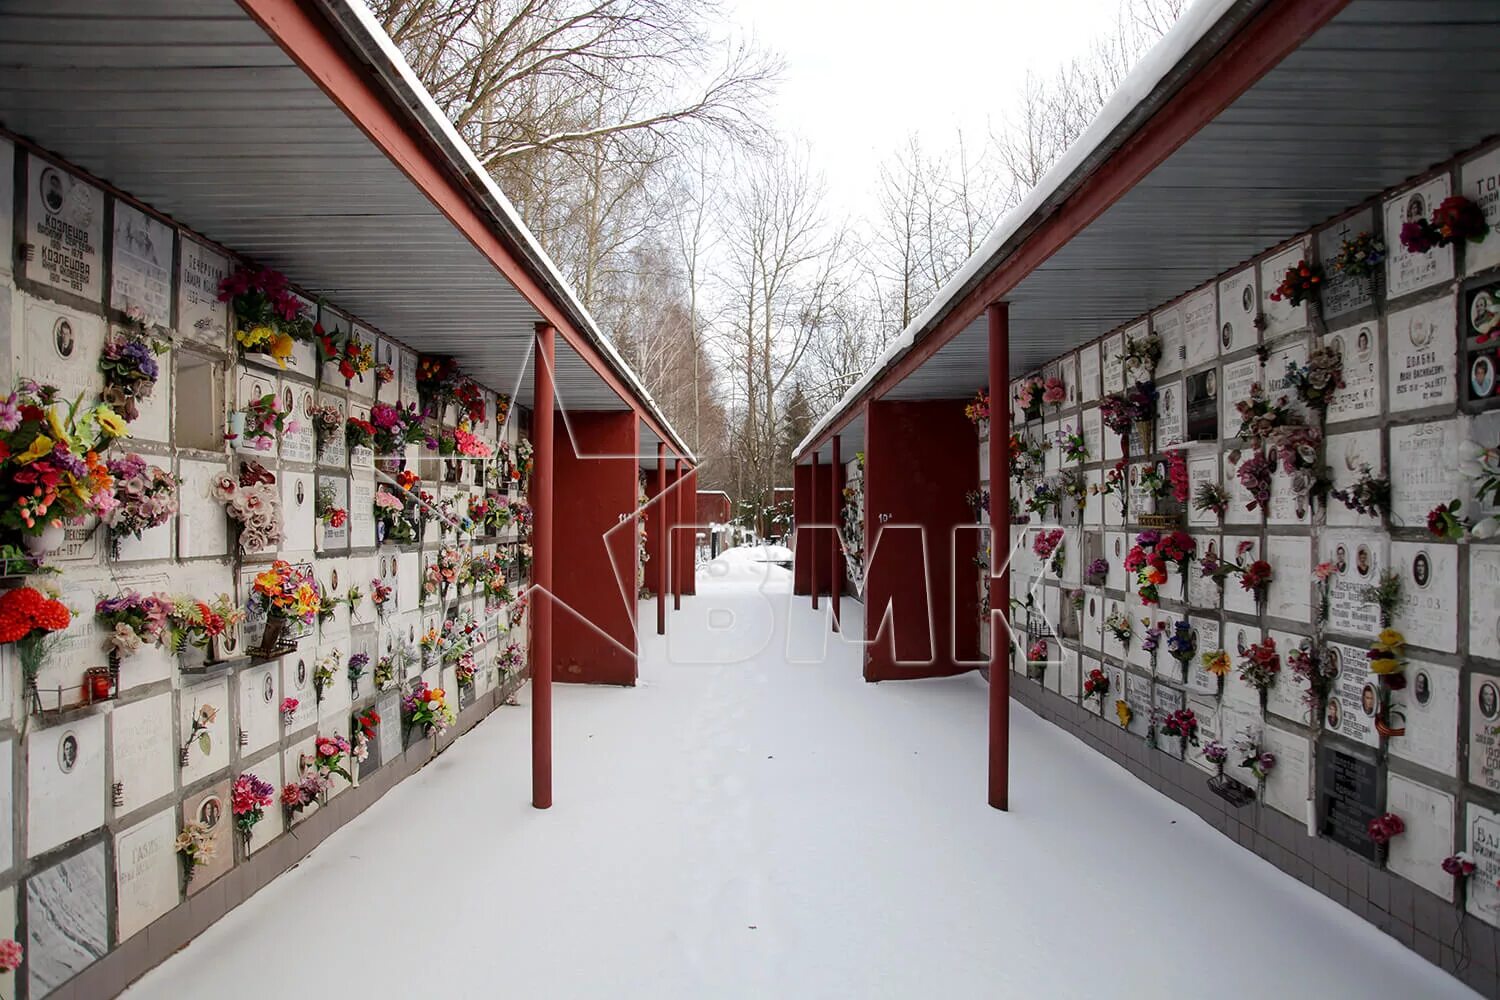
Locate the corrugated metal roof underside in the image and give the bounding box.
[0,0,633,413]
[802,0,1500,462]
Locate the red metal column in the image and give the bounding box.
[987,302,1011,812]
[532,322,555,810]
[656,442,666,636]
[673,457,683,611]
[830,434,841,630]
[810,451,820,610]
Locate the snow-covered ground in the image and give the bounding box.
[128,548,1474,998]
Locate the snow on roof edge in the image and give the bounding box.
[793,0,1246,462]
[319,0,696,463]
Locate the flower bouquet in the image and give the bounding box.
[0,586,72,689]
[1267,259,1322,308]
[313,733,353,783]
[1025,639,1048,682]
[0,380,125,563]
[1085,557,1108,587]
[213,461,283,552]
[232,772,276,851]
[1120,332,1162,379]
[95,591,168,660]
[369,401,426,468]
[175,821,216,887]
[1331,464,1390,519]
[369,577,393,617]
[99,320,167,422]
[104,454,177,556]
[1032,528,1064,578]
[347,652,370,696]
[1193,481,1230,521]
[1400,195,1487,254]
[1104,607,1132,651]
[403,680,455,741]
[248,560,320,658]
[1285,346,1344,413]
[1125,539,1167,606]
[1332,232,1385,279]
[219,266,314,367]
[1082,667,1110,712]
[1367,812,1405,861]
[317,328,375,385]
[1232,383,1291,451]
[454,379,487,426]
[374,486,417,545]
[1238,637,1280,705]
[1287,640,1334,718]
[314,482,347,544]
[163,594,244,668]
[1166,620,1196,682]
[1140,620,1165,666]
[416,354,462,416]
[281,771,329,821]
[965,389,990,432]
[231,393,295,453]
[312,648,340,701]
[1042,376,1066,409]
[344,415,375,453]
[309,403,345,458]
[180,703,217,766]
[1158,707,1199,755]
[1016,377,1046,422]
[1240,557,1273,613]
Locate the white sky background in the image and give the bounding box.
[725,0,1134,222]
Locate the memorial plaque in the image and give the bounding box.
[281,470,316,553]
[0,742,10,869]
[1186,696,1222,774]
[110,202,172,328]
[238,661,281,755]
[110,693,174,817]
[282,292,319,377]
[27,843,107,998]
[234,367,278,458]
[283,652,318,732]
[1265,628,1311,726]
[23,298,104,402]
[1390,420,1467,530]
[1385,177,1455,299]
[376,338,400,405]
[179,678,231,787]
[1467,803,1500,928]
[178,458,231,558]
[1152,684,1186,756]
[315,391,348,469]
[1465,277,1500,411]
[1390,660,1459,777]
[1266,462,1309,526]
[1322,322,1381,424]
[1471,672,1500,795]
[1324,641,1379,747]
[26,156,104,301]
[1188,535,1221,610]
[1259,242,1311,339]
[399,348,419,407]
[1220,356,1259,447]
[1181,617,1219,696]
[1319,745,1382,862]
[1082,592,1102,652]
[1321,530,1384,638]
[1222,537,1260,617]
[1463,145,1500,276]
[1324,430,1383,528]
[1471,548,1500,665]
[1217,267,1258,356]
[1265,536,1312,624]
[1220,703,1262,789]
[1080,406,1102,465]
[181,781,232,893]
[1101,332,1124,394]
[281,383,318,464]
[319,307,352,385]
[1157,380,1184,449]
[240,754,284,854]
[1153,303,1184,376]
[1221,624,1263,714]
[114,809,179,942]
[317,475,350,552]
[349,402,376,471]
[1390,540,1457,653]
[1386,774,1455,901]
[0,139,12,277]
[1387,294,1457,413]
[28,715,105,858]
[1262,724,1311,821]
[1317,209,1377,319]
[1123,671,1152,739]
[178,238,229,346]
[1184,369,1218,442]
[1181,285,1218,369]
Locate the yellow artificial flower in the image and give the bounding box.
[95,406,127,439]
[1377,628,1405,649]
[1115,700,1133,728]
[1369,657,1402,675]
[17,434,54,464]
[269,332,295,366]
[46,408,69,443]
[254,568,281,593]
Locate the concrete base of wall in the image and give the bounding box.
[64,672,531,1000]
[1008,676,1500,996]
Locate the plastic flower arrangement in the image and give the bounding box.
[1085,557,1109,586]
[162,594,242,655]
[314,733,353,783]
[1120,331,1162,378]
[1202,740,1229,768]
[281,771,330,820]
[965,389,990,426]
[454,379,488,426]
[1140,620,1165,660]
[1239,557,1273,608]
[1427,499,1467,541]
[495,393,513,428]
[1193,480,1230,520]
[368,401,426,462]
[315,482,347,529]
[1268,259,1323,307]
[175,821,216,884]
[1284,346,1344,412]
[1042,376,1067,408]
[1015,376,1046,420]
[1082,667,1110,708]
[1332,231,1385,278]
[308,403,344,457]
[1026,639,1049,663]
[280,697,299,725]
[99,317,167,422]
[317,328,375,385]
[1159,531,1196,583]
[1442,853,1478,880]
[344,415,375,452]
[181,703,217,762]
[1232,383,1292,451]
[232,772,276,849]
[1367,627,1406,676]
[1238,637,1280,696]
[1166,449,1189,503]
[95,591,168,658]
[1460,438,1500,538]
[374,487,417,545]
[455,650,479,686]
[311,649,340,700]
[1138,462,1170,502]
[104,454,177,551]
[497,642,524,677]
[1104,607,1132,650]
[0,380,125,552]
[1115,699,1133,728]
[1234,450,1275,513]
[1331,464,1390,519]
[375,363,395,386]
[1055,424,1087,464]
[219,266,314,366]
[1201,649,1231,681]
[1166,620,1196,672]
[0,586,72,679]
[1024,481,1061,520]
[416,354,462,413]
[235,393,296,453]
[403,680,455,738]
[1234,731,1276,781]
[1367,812,1405,846]
[0,937,25,975]
[1125,539,1167,606]
[1158,708,1199,746]
[251,560,321,628]
[212,460,283,552]
[354,707,381,747]
[1031,528,1064,562]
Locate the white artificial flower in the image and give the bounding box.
[1460,440,1487,462]
[1473,516,1500,540]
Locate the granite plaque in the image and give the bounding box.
[1319,745,1382,862]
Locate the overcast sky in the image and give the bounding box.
[726,0,1133,221]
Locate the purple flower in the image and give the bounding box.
[0,393,20,432]
[1135,530,1161,549]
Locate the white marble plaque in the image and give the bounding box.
[241,753,284,853]
[1325,429,1383,528]
[281,470,316,553]
[1472,548,1500,665]
[1153,304,1184,377]
[177,458,231,558]
[1391,540,1457,653]
[1101,332,1124,394]
[1264,335,1310,424]
[317,475,350,552]
[1157,380,1184,449]
[1180,286,1218,369]
[1321,530,1384,639]
[1220,356,1260,447]
[1467,803,1500,928]
[1179,616,1218,696]
[350,476,376,549]
[0,743,10,869]
[1221,537,1259,617]
[1390,420,1467,530]
[179,677,231,786]
[110,202,172,328]
[114,809,179,942]
[399,348,419,407]
[1324,641,1379,747]
[1259,242,1311,339]
[282,383,318,465]
[239,661,281,755]
[1186,696,1222,774]
[22,298,104,401]
[27,843,107,997]
[1262,724,1310,821]
[1185,457,1217,528]
[1390,660,1459,777]
[1318,209,1377,319]
[1386,774,1455,901]
[26,157,104,301]
[110,693,173,817]
[181,781,232,893]
[375,337,400,405]
[1188,534,1221,610]
[283,652,318,732]
[1463,145,1500,276]
[349,402,375,471]
[1322,321,1381,425]
[27,715,106,857]
[1387,295,1457,413]
[316,391,347,469]
[1385,176,1455,299]
[178,238,230,346]
[1265,629,1312,726]
[1217,267,1258,356]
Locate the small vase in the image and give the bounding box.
[23,522,66,557]
[252,617,287,659]
[1133,420,1155,455]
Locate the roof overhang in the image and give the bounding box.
[798,0,1499,464]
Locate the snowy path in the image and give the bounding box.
[129,550,1474,999]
